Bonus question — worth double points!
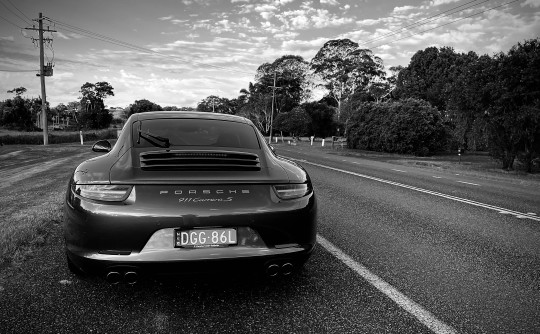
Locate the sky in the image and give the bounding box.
[0,0,539,109]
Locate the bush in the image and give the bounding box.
[345,98,448,156]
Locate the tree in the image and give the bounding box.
[255,55,311,114]
[310,39,385,119]
[197,96,238,114]
[303,102,336,137]
[273,106,312,138]
[394,46,461,112]
[346,98,448,156]
[7,87,27,97]
[484,38,540,171]
[0,96,38,131]
[127,99,162,116]
[238,55,311,134]
[78,82,114,129]
[236,85,273,134]
[446,53,493,151]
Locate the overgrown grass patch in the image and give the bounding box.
[0,145,95,268]
[1,200,63,267]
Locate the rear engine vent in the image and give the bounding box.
[140,151,261,171]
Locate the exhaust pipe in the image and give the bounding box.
[265,264,280,277]
[124,271,138,285]
[106,271,121,284]
[281,263,294,276]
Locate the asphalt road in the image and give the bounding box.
[1,144,539,333]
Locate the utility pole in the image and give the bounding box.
[268,71,280,144]
[25,13,56,145]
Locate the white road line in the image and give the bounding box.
[317,235,458,334]
[456,181,480,186]
[392,169,407,173]
[289,157,540,222]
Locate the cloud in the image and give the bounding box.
[171,19,189,24]
[429,0,461,6]
[255,4,278,12]
[320,0,339,5]
[159,16,174,20]
[0,36,14,42]
[54,31,71,40]
[523,0,540,7]
[392,6,416,14]
[49,72,75,80]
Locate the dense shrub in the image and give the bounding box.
[0,129,117,145]
[345,98,448,156]
[273,106,312,137]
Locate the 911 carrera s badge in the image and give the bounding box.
[178,197,233,203]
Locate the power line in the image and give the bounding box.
[0,0,32,26]
[44,16,255,76]
[0,14,23,29]
[368,0,521,50]
[359,0,492,47]
[0,69,37,72]
[4,0,32,23]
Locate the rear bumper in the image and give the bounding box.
[66,243,314,279]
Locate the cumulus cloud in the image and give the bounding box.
[392,6,416,14]
[0,36,14,41]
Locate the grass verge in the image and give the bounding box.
[0,128,118,145]
[0,145,96,269]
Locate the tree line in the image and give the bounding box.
[194,37,540,171]
[2,37,538,171]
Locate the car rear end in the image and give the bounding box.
[64,112,316,283]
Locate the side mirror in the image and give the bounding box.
[92,140,112,152]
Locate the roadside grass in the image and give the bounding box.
[0,128,118,145]
[0,145,96,269]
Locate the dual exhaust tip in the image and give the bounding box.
[265,262,294,277]
[107,263,293,282]
[106,271,138,284]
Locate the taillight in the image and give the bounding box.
[272,184,311,200]
[73,184,134,202]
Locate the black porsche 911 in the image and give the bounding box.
[64,111,317,283]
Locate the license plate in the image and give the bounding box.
[175,228,237,248]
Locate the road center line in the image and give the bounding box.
[317,235,457,334]
[392,169,407,173]
[290,157,540,222]
[456,181,480,186]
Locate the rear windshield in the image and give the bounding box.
[132,118,260,149]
